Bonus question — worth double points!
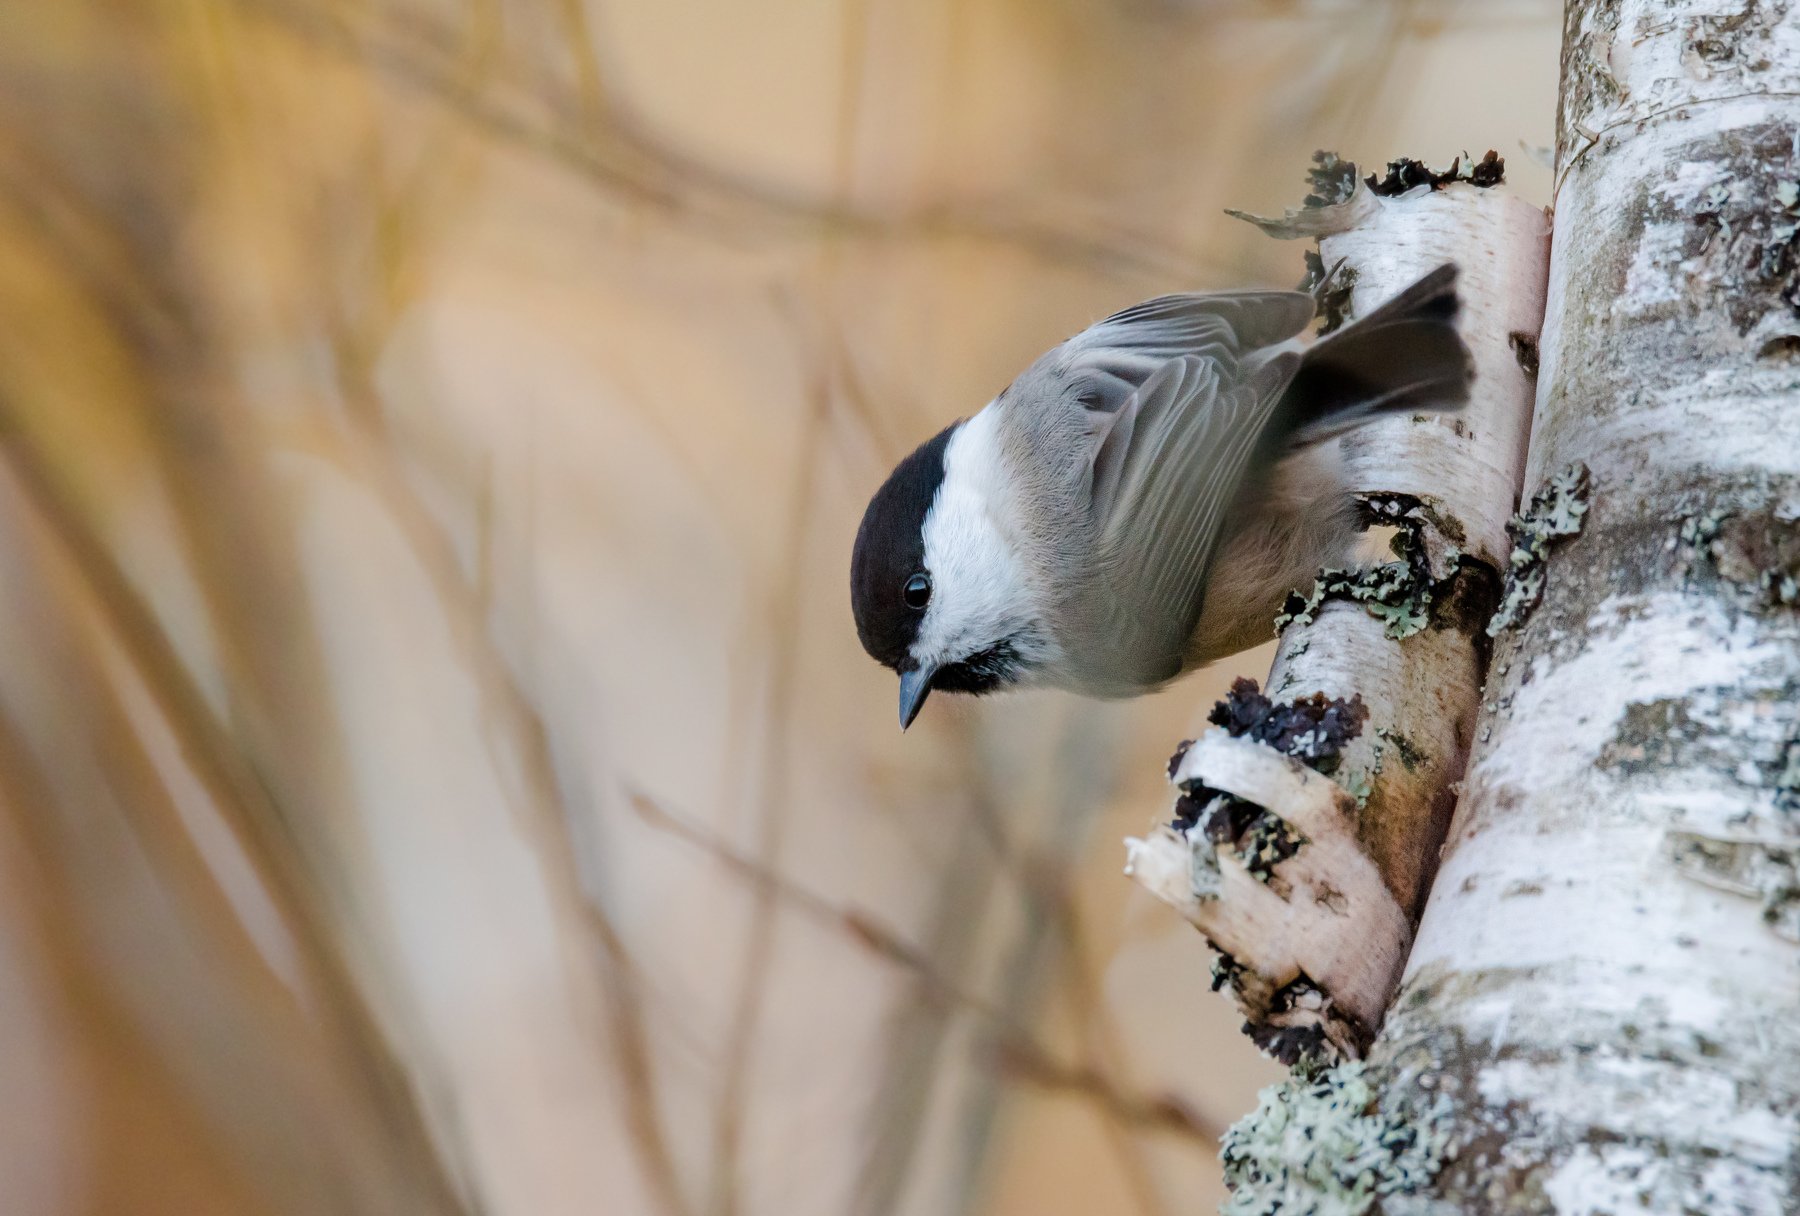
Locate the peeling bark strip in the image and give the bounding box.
[1126,729,1410,1061]
[1128,156,1549,1060]
[1234,2,1800,1212]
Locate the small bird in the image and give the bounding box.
[851,264,1471,729]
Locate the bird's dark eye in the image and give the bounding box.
[902,572,932,609]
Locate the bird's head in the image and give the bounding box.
[850,414,1058,729]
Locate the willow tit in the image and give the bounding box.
[851,265,1471,728]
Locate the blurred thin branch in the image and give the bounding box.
[702,295,834,1216]
[0,435,474,1216]
[322,332,698,1216]
[0,89,476,1199]
[947,739,1180,1216]
[232,0,1236,282]
[628,790,1225,1149]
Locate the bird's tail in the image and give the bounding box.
[1277,263,1472,449]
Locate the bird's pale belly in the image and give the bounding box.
[1182,447,1358,670]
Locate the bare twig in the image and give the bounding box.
[230,0,1235,283]
[628,790,1225,1148]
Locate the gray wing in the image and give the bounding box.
[1024,292,1312,694]
[1052,290,1315,416]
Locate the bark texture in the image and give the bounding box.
[1220,2,1800,1213]
[1127,168,1548,1059]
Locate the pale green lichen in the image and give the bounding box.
[1276,495,1494,640]
[1221,1061,1455,1216]
[1488,463,1592,635]
[1188,832,1225,901]
[1276,552,1433,640]
[1339,769,1374,810]
[1679,507,1730,552]
[1690,150,1800,326]
[1682,505,1800,609]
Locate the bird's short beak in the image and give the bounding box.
[898,664,937,731]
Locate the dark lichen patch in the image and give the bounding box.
[1262,980,1371,1063]
[1170,786,1300,885]
[1354,490,1419,533]
[1509,330,1540,377]
[1208,677,1369,776]
[1171,785,1233,833]
[1170,679,1373,882]
[1196,791,1260,844]
[1299,248,1358,336]
[1166,738,1195,780]
[1467,150,1506,188]
[1303,149,1360,209]
[1246,1019,1331,1068]
[1488,462,1592,636]
[1211,949,1248,994]
[1219,1059,1455,1216]
[1365,149,1505,197]
[1406,497,1469,550]
[1210,962,1370,1065]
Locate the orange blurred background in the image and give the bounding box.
[0,3,1556,1213]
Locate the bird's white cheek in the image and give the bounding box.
[915,406,1046,665]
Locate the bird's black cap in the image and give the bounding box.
[850,422,957,670]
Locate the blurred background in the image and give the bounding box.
[0,2,1557,1213]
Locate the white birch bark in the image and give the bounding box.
[1127,169,1549,1057]
[1215,2,1800,1212]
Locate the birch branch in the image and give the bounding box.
[1128,156,1550,1060]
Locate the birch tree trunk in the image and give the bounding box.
[1213,2,1800,1212]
